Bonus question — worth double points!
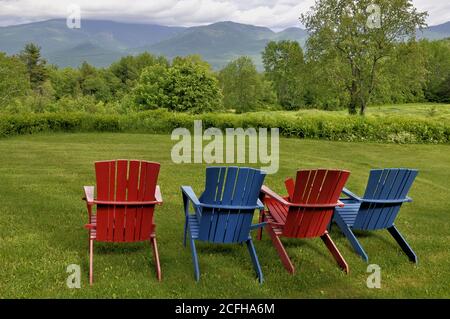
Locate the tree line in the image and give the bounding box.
[1,0,449,115]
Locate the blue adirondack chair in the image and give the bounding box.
[332,168,418,263]
[181,166,267,283]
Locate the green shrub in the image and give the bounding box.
[0,110,448,144]
[134,56,223,114]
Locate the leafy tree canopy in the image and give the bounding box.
[0,52,30,108]
[301,0,427,114]
[262,40,305,110]
[134,55,222,113]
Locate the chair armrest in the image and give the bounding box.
[261,185,291,206]
[257,199,264,210]
[181,186,202,220]
[342,188,412,204]
[181,186,201,207]
[83,186,95,205]
[360,197,413,204]
[262,185,343,208]
[182,186,263,210]
[250,222,267,231]
[82,186,162,205]
[155,185,163,204]
[342,188,362,202]
[199,202,265,210]
[93,200,162,205]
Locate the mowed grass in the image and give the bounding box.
[258,103,450,121]
[365,103,450,119]
[0,133,449,298]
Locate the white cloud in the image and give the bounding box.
[0,0,448,29]
[413,0,450,26]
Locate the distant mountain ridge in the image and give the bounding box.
[418,21,450,40]
[137,21,308,69]
[0,19,449,70]
[0,19,185,67]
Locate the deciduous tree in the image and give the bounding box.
[0,53,29,108]
[219,56,266,113]
[301,0,427,114]
[262,40,305,110]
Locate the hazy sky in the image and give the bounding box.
[0,0,449,29]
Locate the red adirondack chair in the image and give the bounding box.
[259,169,350,274]
[83,160,163,285]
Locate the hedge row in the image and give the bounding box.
[0,110,449,144]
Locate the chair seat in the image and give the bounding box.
[265,198,288,224]
[187,214,255,241]
[87,215,156,241]
[334,199,361,227]
[87,215,97,239]
[264,198,287,235]
[188,214,200,239]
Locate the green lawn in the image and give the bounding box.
[257,103,450,121]
[0,133,449,298]
[364,103,450,119]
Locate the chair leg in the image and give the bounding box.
[151,235,162,281]
[335,214,369,262]
[189,236,200,282]
[89,239,94,286]
[183,216,188,248]
[246,238,264,284]
[321,232,349,274]
[388,225,418,264]
[327,219,333,233]
[257,211,265,241]
[266,225,295,274]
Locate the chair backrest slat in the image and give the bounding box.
[233,168,250,205]
[311,170,345,236]
[125,160,140,241]
[94,160,160,242]
[198,167,266,243]
[95,161,115,241]
[221,167,238,205]
[363,169,399,230]
[283,169,350,239]
[114,160,128,242]
[200,167,221,203]
[284,178,295,201]
[353,168,417,230]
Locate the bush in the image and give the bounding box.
[0,110,448,144]
[134,56,223,114]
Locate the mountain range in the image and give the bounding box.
[0,19,448,70]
